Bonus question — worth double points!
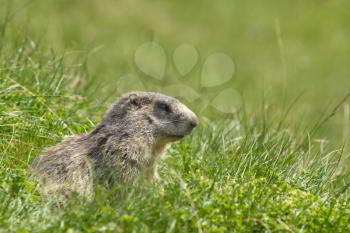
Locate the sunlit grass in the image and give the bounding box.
[0,40,349,232]
[1,0,350,232]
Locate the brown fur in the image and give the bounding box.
[30,91,198,197]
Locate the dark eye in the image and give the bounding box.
[157,102,171,113]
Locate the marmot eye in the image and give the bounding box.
[157,102,171,113]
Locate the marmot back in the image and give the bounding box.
[30,91,198,197]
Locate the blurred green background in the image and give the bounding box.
[1,0,350,144]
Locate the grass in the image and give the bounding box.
[1,0,350,232]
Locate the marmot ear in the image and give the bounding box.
[128,93,142,108]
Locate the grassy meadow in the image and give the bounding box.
[1,0,350,232]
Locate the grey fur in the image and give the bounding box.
[30,91,198,197]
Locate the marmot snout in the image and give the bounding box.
[30,91,198,197]
[146,93,198,139]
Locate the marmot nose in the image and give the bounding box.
[188,117,198,129]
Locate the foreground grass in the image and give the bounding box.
[1,41,350,232]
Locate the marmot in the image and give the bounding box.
[30,91,198,197]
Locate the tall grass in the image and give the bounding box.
[1,0,350,232]
[1,39,350,232]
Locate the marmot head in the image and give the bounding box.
[103,91,198,140]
